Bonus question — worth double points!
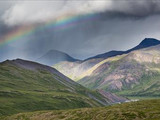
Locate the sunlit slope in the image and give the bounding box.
[78,44,160,96]
[54,58,103,80]
[0,59,113,116]
[2,99,160,120]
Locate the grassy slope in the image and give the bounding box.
[2,99,160,120]
[0,60,109,116]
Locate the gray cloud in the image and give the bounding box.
[2,1,160,25]
[0,0,160,61]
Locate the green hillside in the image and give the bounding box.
[2,99,160,120]
[0,59,112,116]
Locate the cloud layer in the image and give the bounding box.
[2,0,111,25]
[2,0,160,26]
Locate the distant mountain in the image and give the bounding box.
[0,59,127,116]
[54,38,160,81]
[126,38,160,52]
[86,38,160,60]
[37,50,79,66]
[78,44,160,96]
[85,51,124,61]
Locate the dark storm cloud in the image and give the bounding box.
[21,14,160,60]
[1,0,160,61]
[98,0,160,20]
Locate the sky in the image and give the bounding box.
[0,0,160,61]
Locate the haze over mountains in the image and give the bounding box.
[36,50,79,66]
[34,38,160,67]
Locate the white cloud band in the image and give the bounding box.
[2,0,160,26]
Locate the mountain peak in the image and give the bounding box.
[139,38,160,46]
[83,38,160,61]
[46,49,65,54]
[37,49,79,66]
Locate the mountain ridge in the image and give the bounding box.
[85,38,160,60]
[54,38,160,81]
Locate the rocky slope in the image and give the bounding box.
[78,44,160,96]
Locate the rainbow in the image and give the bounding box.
[0,13,98,47]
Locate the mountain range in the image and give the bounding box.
[54,38,160,97]
[1,37,160,118]
[85,38,160,60]
[37,38,160,67]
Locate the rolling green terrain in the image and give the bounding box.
[0,59,114,116]
[2,99,160,120]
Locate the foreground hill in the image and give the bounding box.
[2,99,160,120]
[0,59,127,116]
[78,44,160,96]
[37,50,79,66]
[54,38,160,81]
